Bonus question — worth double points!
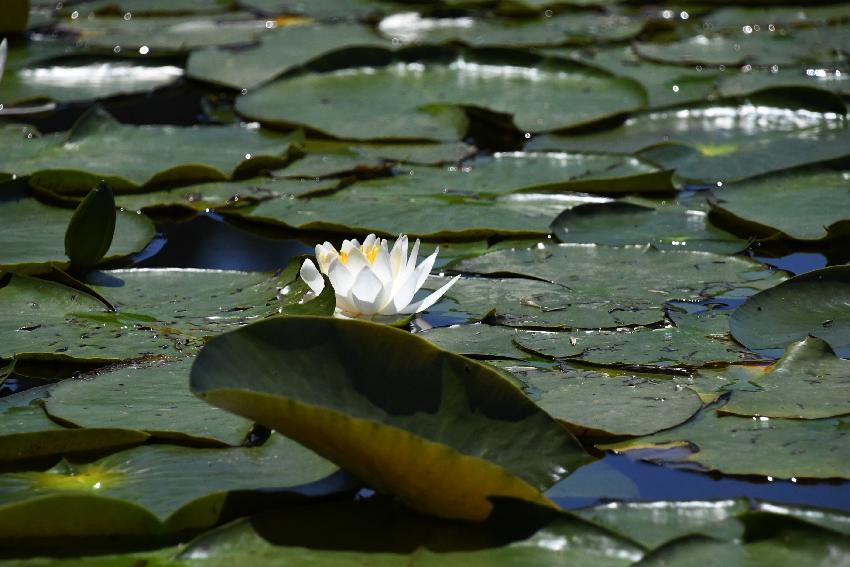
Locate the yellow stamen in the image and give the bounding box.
[340,251,349,265]
[363,245,379,264]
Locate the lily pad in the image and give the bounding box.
[44,357,255,446]
[114,177,339,213]
[710,170,850,242]
[730,265,850,358]
[0,266,304,363]
[190,316,590,521]
[187,22,391,90]
[0,197,155,272]
[515,311,758,369]
[345,152,673,196]
[603,408,850,479]
[455,244,786,310]
[576,500,748,550]
[0,385,149,463]
[417,323,532,360]
[0,55,183,107]
[236,51,647,141]
[0,433,339,536]
[235,188,569,239]
[67,0,235,16]
[1,108,302,194]
[551,197,747,253]
[276,140,476,178]
[378,12,644,47]
[509,367,703,437]
[527,103,850,183]
[238,0,393,20]
[720,337,850,420]
[58,13,272,54]
[542,46,720,109]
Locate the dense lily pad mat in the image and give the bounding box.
[0,433,339,537]
[0,109,301,194]
[0,267,304,363]
[0,198,154,272]
[44,357,255,446]
[190,316,590,520]
[528,103,850,183]
[604,408,850,479]
[720,338,850,420]
[730,265,850,358]
[236,52,646,140]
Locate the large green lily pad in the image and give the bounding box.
[730,265,850,358]
[345,152,673,196]
[527,103,850,183]
[710,170,850,242]
[66,0,234,17]
[720,337,850,419]
[1,109,302,194]
[511,366,703,437]
[0,197,155,272]
[603,408,850,479]
[277,140,476,178]
[191,316,590,521]
[235,186,570,239]
[455,244,786,310]
[576,500,748,550]
[58,13,273,54]
[187,23,391,90]
[44,357,255,446]
[378,12,643,47]
[238,0,393,20]
[417,323,533,360]
[551,197,747,253]
[236,51,646,141]
[0,433,339,537]
[0,385,149,463]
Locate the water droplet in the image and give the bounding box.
[244,153,252,160]
[113,45,121,54]
[138,45,149,55]
[70,10,79,19]
[743,25,753,34]
[543,9,553,17]
[240,88,248,95]
[264,20,275,29]
[524,132,531,139]
[123,11,132,20]
[672,85,680,93]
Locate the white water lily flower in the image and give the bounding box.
[299,233,459,318]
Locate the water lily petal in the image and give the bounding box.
[0,40,7,83]
[371,246,393,286]
[327,257,355,296]
[412,248,439,291]
[315,242,339,273]
[345,247,371,276]
[389,234,408,277]
[299,259,325,295]
[400,275,460,314]
[349,268,385,315]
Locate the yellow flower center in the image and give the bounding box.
[339,245,379,266]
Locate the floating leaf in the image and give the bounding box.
[603,409,850,479]
[0,433,339,536]
[455,244,786,310]
[710,170,850,242]
[277,140,476,179]
[730,265,850,358]
[0,385,149,463]
[345,153,673,196]
[0,197,154,273]
[720,338,850,420]
[187,23,391,90]
[379,12,644,47]
[44,357,254,446]
[191,316,589,520]
[509,367,703,437]
[236,51,646,141]
[576,500,748,550]
[417,323,532,360]
[1,109,302,193]
[527,103,850,183]
[551,197,747,253]
[58,13,272,54]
